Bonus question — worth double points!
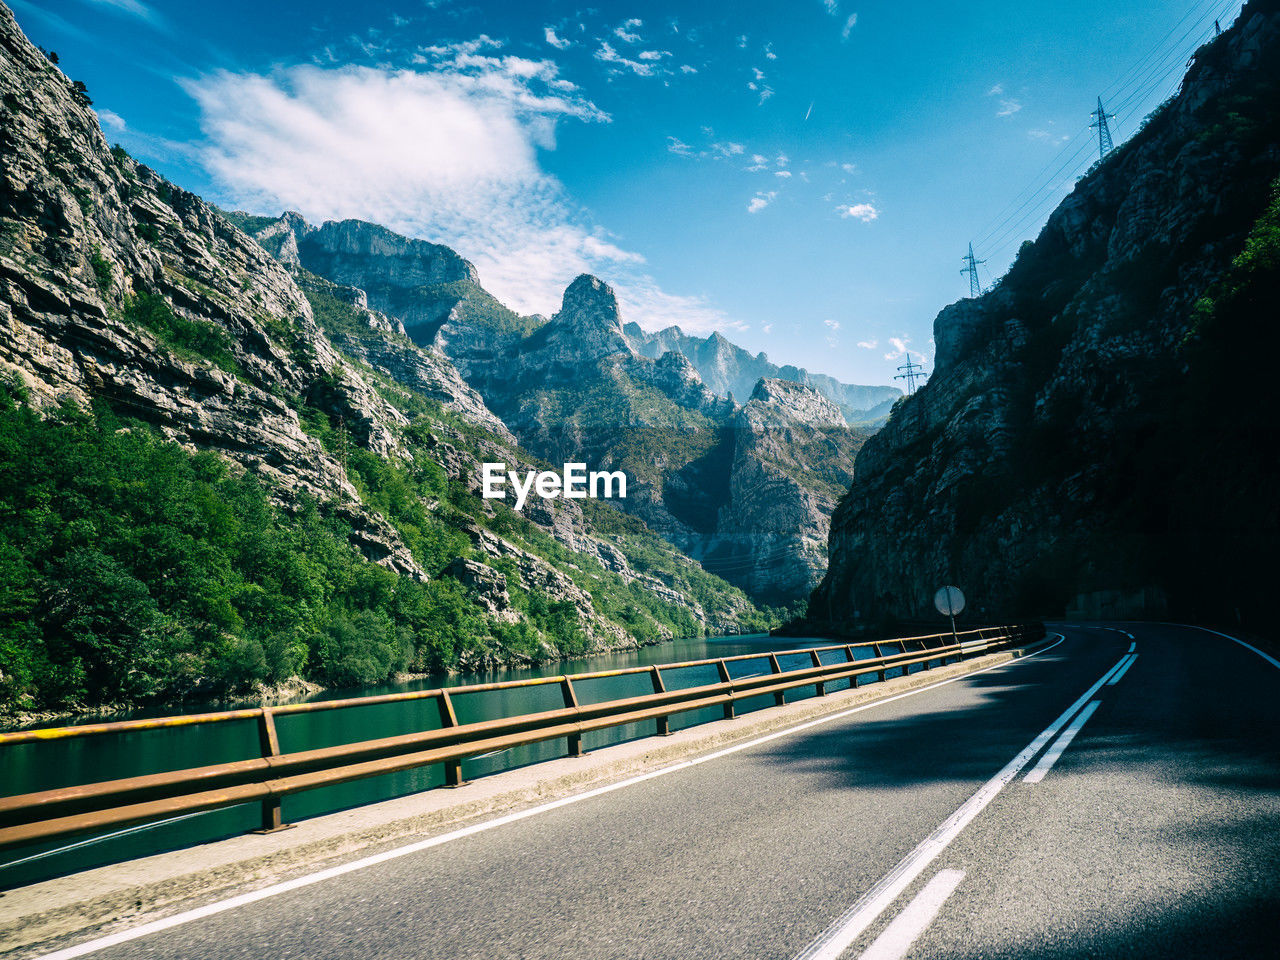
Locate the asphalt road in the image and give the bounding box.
[35,623,1280,960]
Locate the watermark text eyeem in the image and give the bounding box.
[481,463,627,510]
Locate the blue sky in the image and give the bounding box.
[13,0,1242,386]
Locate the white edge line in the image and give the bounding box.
[858,869,966,960]
[1174,624,1280,670]
[1106,654,1138,686]
[29,635,1067,960]
[792,645,1126,960]
[1127,641,1136,653]
[1023,699,1103,784]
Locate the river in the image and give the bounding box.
[1,632,888,888]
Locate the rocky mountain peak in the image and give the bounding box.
[749,378,848,428]
[555,274,623,331]
[298,220,481,288]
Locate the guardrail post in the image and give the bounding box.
[716,660,735,719]
[768,654,786,706]
[843,645,857,689]
[650,667,671,736]
[810,650,826,696]
[872,643,887,683]
[253,708,291,833]
[437,691,465,786]
[561,678,583,757]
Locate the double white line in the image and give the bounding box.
[793,645,1136,960]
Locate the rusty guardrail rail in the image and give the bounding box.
[0,624,1042,853]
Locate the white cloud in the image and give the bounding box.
[712,141,745,157]
[544,26,571,50]
[883,336,910,360]
[182,57,737,325]
[97,108,126,130]
[614,277,741,335]
[763,323,773,334]
[765,42,777,60]
[987,83,1004,96]
[840,162,857,174]
[842,13,858,40]
[775,170,792,178]
[82,0,159,24]
[748,191,776,213]
[997,98,1022,117]
[824,319,840,330]
[667,136,693,156]
[838,202,879,222]
[595,40,658,76]
[737,35,748,49]
[679,64,698,74]
[857,339,877,349]
[823,0,839,14]
[637,50,670,61]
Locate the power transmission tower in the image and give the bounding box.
[1090,96,1116,160]
[960,242,985,298]
[1214,19,1221,36]
[894,354,927,394]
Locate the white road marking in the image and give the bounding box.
[1023,700,1103,784]
[1173,624,1280,670]
[1107,654,1138,686]
[858,869,965,960]
[791,649,1128,960]
[1127,642,1136,653]
[29,637,1067,960]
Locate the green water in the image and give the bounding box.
[0,634,895,888]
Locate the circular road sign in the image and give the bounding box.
[934,586,966,617]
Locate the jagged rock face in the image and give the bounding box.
[0,6,421,576]
[749,378,848,428]
[298,219,478,291]
[517,274,632,371]
[262,215,875,605]
[624,321,900,421]
[696,382,863,604]
[812,0,1280,626]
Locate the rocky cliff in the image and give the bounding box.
[244,208,869,605]
[623,321,900,422]
[0,1,768,711]
[698,380,863,604]
[811,0,1280,628]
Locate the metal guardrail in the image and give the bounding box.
[0,625,1041,852]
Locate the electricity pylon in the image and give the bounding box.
[894,355,927,394]
[1090,96,1116,160]
[961,242,985,298]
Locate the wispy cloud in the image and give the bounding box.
[1028,127,1069,143]
[764,42,777,61]
[748,191,777,213]
[81,0,162,25]
[883,336,911,360]
[841,13,858,40]
[856,339,877,349]
[667,136,693,156]
[824,319,840,330]
[838,202,879,222]
[97,108,126,130]
[986,83,1021,117]
[181,53,727,333]
[544,26,571,50]
[595,40,661,76]
[613,18,643,44]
